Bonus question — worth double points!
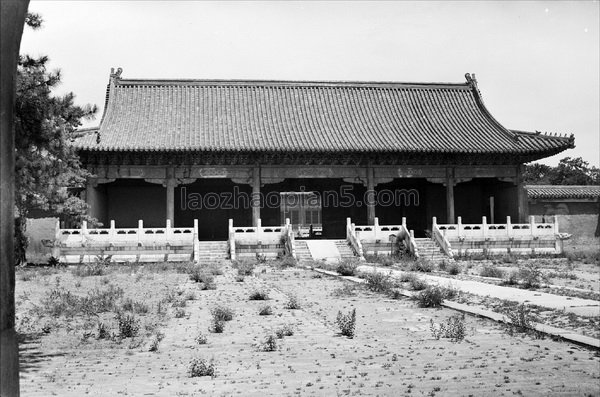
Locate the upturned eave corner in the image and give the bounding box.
[99,66,123,127]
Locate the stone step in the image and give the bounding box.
[334,240,356,258]
[196,241,228,262]
[294,241,316,262]
[414,237,452,262]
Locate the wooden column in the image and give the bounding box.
[1,1,29,395]
[252,166,261,227]
[165,167,176,225]
[516,165,528,223]
[85,180,103,223]
[366,165,376,225]
[446,169,455,224]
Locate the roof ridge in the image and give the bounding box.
[114,78,471,89]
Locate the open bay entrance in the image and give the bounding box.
[280,192,323,238]
[261,178,367,239]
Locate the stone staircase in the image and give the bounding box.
[414,238,449,262]
[334,240,356,259]
[196,241,228,263]
[294,240,313,263]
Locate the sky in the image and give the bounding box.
[20,0,600,167]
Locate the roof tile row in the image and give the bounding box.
[526,185,600,200]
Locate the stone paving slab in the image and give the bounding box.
[304,240,341,262]
[357,265,600,317]
[312,266,600,350]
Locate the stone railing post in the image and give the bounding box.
[529,215,535,237]
[81,221,88,245]
[166,219,172,240]
[256,218,262,244]
[228,218,235,261]
[109,220,116,238]
[506,216,512,238]
[138,220,143,244]
[457,216,462,236]
[346,217,352,241]
[482,216,487,239]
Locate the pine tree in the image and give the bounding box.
[14,13,98,264]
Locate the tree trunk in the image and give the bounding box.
[1,1,29,396]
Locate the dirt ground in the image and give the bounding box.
[15,262,600,396]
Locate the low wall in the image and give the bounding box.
[530,201,600,253]
[25,217,58,263]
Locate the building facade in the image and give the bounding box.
[74,69,573,240]
[527,185,600,249]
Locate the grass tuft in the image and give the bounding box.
[188,358,215,377]
[336,308,356,338]
[249,290,270,301]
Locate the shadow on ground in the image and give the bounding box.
[18,332,65,373]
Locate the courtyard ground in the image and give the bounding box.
[15,258,600,396]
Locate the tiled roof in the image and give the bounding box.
[527,185,600,200]
[74,72,573,158]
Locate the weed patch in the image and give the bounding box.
[400,273,427,291]
[209,318,225,333]
[38,284,124,317]
[503,270,520,286]
[72,262,107,277]
[336,259,359,276]
[249,290,270,301]
[480,265,505,279]
[174,308,186,318]
[120,298,149,314]
[414,286,445,308]
[275,324,294,338]
[96,322,111,340]
[546,270,577,280]
[211,305,234,322]
[278,256,297,268]
[258,305,273,315]
[116,313,140,338]
[518,263,545,289]
[364,255,395,267]
[188,358,215,377]
[331,284,357,297]
[364,271,394,293]
[430,314,467,342]
[234,259,255,276]
[336,308,356,338]
[284,295,301,309]
[447,262,462,275]
[148,332,164,352]
[503,303,540,337]
[260,333,278,351]
[189,267,216,289]
[409,259,434,273]
[195,332,208,345]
